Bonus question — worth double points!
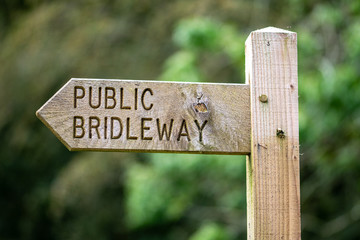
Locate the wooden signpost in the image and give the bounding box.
[37,79,251,154]
[37,27,300,239]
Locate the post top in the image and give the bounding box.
[246,26,296,45]
[252,26,295,34]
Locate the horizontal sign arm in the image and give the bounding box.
[37,79,251,154]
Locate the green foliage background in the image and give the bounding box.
[1,0,360,239]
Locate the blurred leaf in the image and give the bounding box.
[189,222,229,240]
[160,50,202,82]
[173,18,221,51]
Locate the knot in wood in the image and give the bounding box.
[194,102,208,113]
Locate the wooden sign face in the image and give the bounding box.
[36,78,250,154]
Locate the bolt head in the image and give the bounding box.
[276,128,285,138]
[259,94,268,103]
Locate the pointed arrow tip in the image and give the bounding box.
[36,108,43,121]
[36,106,46,127]
[36,104,73,152]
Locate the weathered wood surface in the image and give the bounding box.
[37,78,251,154]
[245,27,301,239]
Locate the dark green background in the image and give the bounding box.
[1,0,360,239]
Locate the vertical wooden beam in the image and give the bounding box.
[245,27,300,239]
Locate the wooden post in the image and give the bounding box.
[36,26,300,239]
[245,27,301,239]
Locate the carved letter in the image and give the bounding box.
[74,86,85,108]
[111,117,123,139]
[89,87,101,109]
[120,88,131,109]
[104,117,108,139]
[194,120,208,142]
[177,119,190,141]
[126,118,138,140]
[141,88,153,110]
[89,116,101,138]
[105,87,116,109]
[157,118,173,141]
[73,116,85,138]
[141,118,153,140]
[134,88,138,110]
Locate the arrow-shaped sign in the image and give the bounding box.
[36,78,250,154]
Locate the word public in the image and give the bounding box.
[72,86,208,142]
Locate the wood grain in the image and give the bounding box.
[245,27,301,239]
[37,79,251,154]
